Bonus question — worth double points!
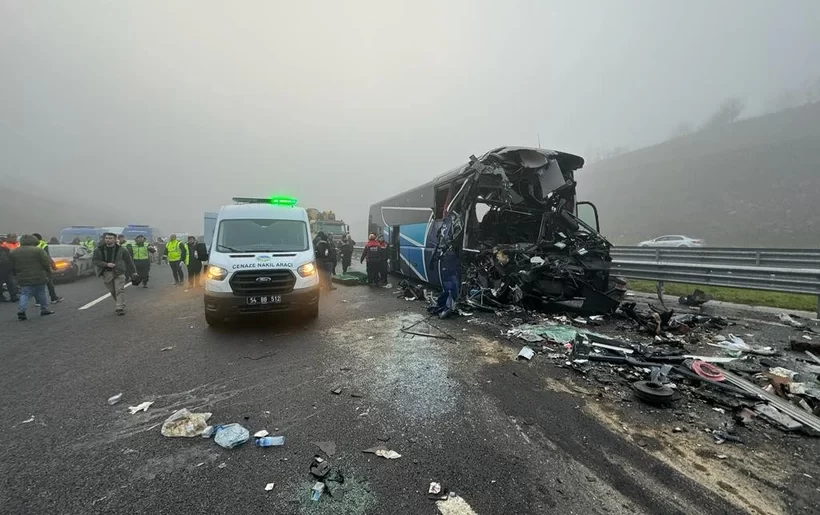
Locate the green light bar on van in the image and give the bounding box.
[232,196,298,206]
[269,196,298,206]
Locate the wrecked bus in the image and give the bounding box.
[368,146,624,313]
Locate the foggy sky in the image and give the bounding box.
[2,0,819,237]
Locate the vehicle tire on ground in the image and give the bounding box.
[205,313,223,328]
[303,304,319,320]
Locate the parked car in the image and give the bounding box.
[638,235,704,248]
[49,245,94,282]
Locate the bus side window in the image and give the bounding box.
[434,185,450,219]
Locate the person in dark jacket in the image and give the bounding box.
[338,234,355,274]
[0,244,20,302]
[313,232,336,291]
[183,236,203,288]
[92,232,137,315]
[9,234,54,320]
[360,234,382,285]
[33,233,63,304]
[376,234,390,285]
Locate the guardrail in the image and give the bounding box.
[353,244,820,316]
[610,247,820,317]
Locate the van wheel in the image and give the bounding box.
[205,313,223,327]
[303,304,319,320]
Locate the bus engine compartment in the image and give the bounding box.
[435,147,625,313]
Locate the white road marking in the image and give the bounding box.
[78,282,132,310]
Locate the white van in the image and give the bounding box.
[203,197,320,326]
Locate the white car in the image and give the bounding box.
[638,235,704,248]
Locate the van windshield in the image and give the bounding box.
[216,219,309,253]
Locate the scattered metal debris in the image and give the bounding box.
[107,393,122,405]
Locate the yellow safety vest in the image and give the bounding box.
[131,243,150,260]
[83,240,95,251]
[166,240,181,262]
[184,243,191,265]
[37,241,47,250]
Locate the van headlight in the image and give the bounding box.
[297,262,317,277]
[206,266,228,281]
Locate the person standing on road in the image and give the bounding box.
[10,234,54,320]
[313,232,336,291]
[165,234,185,285]
[376,234,390,286]
[117,234,128,247]
[32,233,63,304]
[127,234,154,288]
[92,232,137,316]
[1,233,20,251]
[338,234,355,274]
[183,236,203,288]
[360,234,382,285]
[0,242,20,302]
[82,236,96,253]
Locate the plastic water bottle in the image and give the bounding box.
[254,436,285,447]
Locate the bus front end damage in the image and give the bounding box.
[433,147,625,314]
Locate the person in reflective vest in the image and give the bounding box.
[165,234,185,286]
[183,236,203,288]
[127,234,154,288]
[32,233,63,304]
[83,237,96,252]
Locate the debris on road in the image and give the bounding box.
[517,346,535,361]
[264,482,275,491]
[632,381,676,406]
[201,425,218,438]
[160,408,213,437]
[311,481,325,501]
[375,449,401,459]
[160,346,174,351]
[310,456,331,478]
[107,393,122,405]
[217,462,227,469]
[331,386,343,395]
[436,493,478,515]
[315,441,337,457]
[254,436,285,447]
[253,429,269,438]
[779,313,806,328]
[20,415,35,424]
[127,401,154,414]
[678,289,713,307]
[213,423,250,449]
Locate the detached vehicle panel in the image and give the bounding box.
[368,146,624,313]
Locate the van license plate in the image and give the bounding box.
[246,295,282,305]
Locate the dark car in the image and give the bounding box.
[49,245,94,282]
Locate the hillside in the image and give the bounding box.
[578,103,820,248]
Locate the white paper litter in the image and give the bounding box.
[254,430,270,438]
[128,401,154,414]
[374,449,401,459]
[264,483,275,491]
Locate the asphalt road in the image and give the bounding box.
[0,266,788,515]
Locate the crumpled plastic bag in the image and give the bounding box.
[214,423,250,449]
[161,408,213,437]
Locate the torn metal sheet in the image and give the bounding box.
[722,369,820,435]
